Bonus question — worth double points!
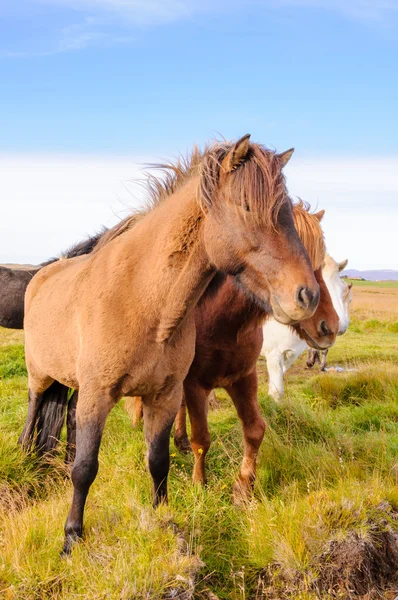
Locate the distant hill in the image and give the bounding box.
[342,269,398,281]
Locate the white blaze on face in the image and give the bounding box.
[322,254,352,335]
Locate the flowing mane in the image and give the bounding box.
[95,140,289,251]
[199,142,288,226]
[292,199,325,270]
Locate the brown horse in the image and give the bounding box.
[0,232,105,330]
[126,201,338,502]
[21,136,319,554]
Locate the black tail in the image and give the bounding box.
[35,381,70,455]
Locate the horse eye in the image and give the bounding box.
[244,202,250,212]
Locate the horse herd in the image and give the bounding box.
[0,135,353,555]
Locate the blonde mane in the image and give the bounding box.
[292,199,325,270]
[95,140,289,251]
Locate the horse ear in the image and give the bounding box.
[314,209,325,221]
[276,148,294,167]
[348,282,353,290]
[338,259,348,272]
[221,134,251,173]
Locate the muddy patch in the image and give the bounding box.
[314,525,398,599]
[255,511,398,599]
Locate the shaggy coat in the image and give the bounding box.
[21,136,319,553]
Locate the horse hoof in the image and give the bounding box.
[60,539,74,557]
[232,480,252,506]
[61,527,82,556]
[192,475,207,486]
[174,436,191,454]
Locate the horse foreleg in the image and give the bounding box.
[142,383,183,507]
[173,396,191,454]
[320,349,328,371]
[63,388,115,555]
[306,348,320,369]
[184,382,211,484]
[266,350,285,401]
[226,370,266,505]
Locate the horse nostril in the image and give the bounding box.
[319,320,330,336]
[296,286,313,310]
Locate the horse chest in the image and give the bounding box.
[118,322,196,397]
[194,339,260,389]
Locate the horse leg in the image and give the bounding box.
[124,396,144,427]
[266,350,285,401]
[306,349,320,369]
[65,390,78,465]
[18,372,54,450]
[282,349,298,375]
[142,383,183,507]
[18,388,44,450]
[225,370,266,504]
[63,388,115,555]
[320,349,328,371]
[173,396,191,454]
[185,382,211,484]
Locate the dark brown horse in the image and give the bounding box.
[21,137,319,554]
[0,266,40,329]
[123,201,339,502]
[0,232,104,330]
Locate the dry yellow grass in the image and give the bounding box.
[350,284,398,321]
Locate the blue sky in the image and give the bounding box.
[1,1,397,268]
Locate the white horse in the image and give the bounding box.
[262,255,353,400]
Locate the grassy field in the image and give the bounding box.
[1,284,398,599]
[344,279,398,289]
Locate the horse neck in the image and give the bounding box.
[124,177,215,343]
[197,274,266,339]
[322,266,350,329]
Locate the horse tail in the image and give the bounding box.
[35,381,70,455]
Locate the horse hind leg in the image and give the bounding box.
[226,370,266,505]
[65,390,78,465]
[18,388,45,451]
[18,373,54,451]
[184,382,211,485]
[173,396,191,454]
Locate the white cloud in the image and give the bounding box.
[0,154,149,264]
[0,153,397,270]
[284,156,398,269]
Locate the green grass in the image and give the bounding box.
[1,289,398,599]
[0,344,27,379]
[344,278,398,288]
